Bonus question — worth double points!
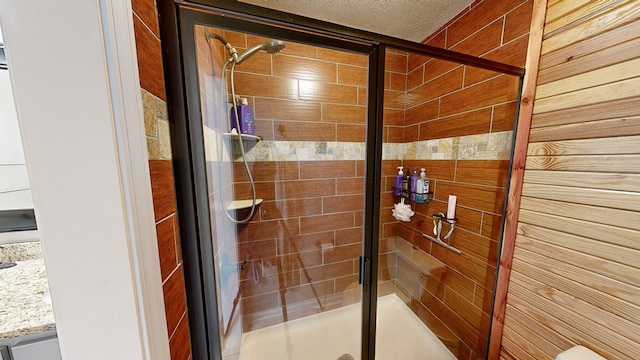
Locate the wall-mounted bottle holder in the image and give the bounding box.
[393,186,431,203]
[413,192,431,204]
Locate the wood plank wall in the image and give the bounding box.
[498,1,640,359]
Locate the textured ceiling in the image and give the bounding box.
[240,0,473,42]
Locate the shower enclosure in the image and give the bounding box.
[160,2,523,359]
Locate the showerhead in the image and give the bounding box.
[235,40,286,65]
[262,40,286,54]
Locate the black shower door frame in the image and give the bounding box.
[159,4,385,359]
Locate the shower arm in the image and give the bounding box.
[206,32,238,63]
[235,44,267,64]
[235,40,286,64]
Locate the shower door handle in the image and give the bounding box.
[358,256,370,290]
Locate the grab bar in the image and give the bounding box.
[422,213,463,255]
[422,233,462,255]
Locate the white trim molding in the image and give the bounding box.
[100,0,171,358]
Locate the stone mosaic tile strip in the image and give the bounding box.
[236,141,367,161]
[142,88,171,160]
[219,131,513,162]
[402,131,513,161]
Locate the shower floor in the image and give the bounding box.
[237,293,456,360]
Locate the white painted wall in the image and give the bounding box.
[0,25,37,242]
[0,0,170,359]
[0,69,33,211]
[0,70,23,165]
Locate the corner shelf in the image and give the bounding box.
[223,133,262,156]
[223,133,262,142]
[226,199,263,211]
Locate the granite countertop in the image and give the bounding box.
[0,242,56,340]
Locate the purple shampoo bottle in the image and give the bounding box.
[410,168,418,200]
[394,166,403,196]
[230,98,255,135]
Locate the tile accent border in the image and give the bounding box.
[228,131,513,162]
[235,140,366,162]
[401,131,514,161]
[142,89,171,160]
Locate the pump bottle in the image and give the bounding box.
[410,168,419,201]
[415,168,429,202]
[230,97,255,135]
[394,167,403,196]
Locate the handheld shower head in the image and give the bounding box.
[235,40,286,64]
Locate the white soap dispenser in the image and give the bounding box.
[416,168,429,202]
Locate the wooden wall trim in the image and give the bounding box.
[487,0,548,357]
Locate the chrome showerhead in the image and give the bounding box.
[262,40,286,54]
[235,40,286,64]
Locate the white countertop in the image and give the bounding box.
[0,242,56,340]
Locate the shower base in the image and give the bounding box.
[237,293,456,360]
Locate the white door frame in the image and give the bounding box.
[0,0,170,358]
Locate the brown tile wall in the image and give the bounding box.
[236,160,366,330]
[384,1,532,359]
[132,0,191,359]
[218,31,368,142]
[404,0,531,143]
[148,158,191,360]
[132,0,165,101]
[384,49,408,143]
[382,159,509,359]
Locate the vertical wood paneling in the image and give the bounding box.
[495,0,640,359]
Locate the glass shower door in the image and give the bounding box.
[376,47,521,360]
[193,23,371,360]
